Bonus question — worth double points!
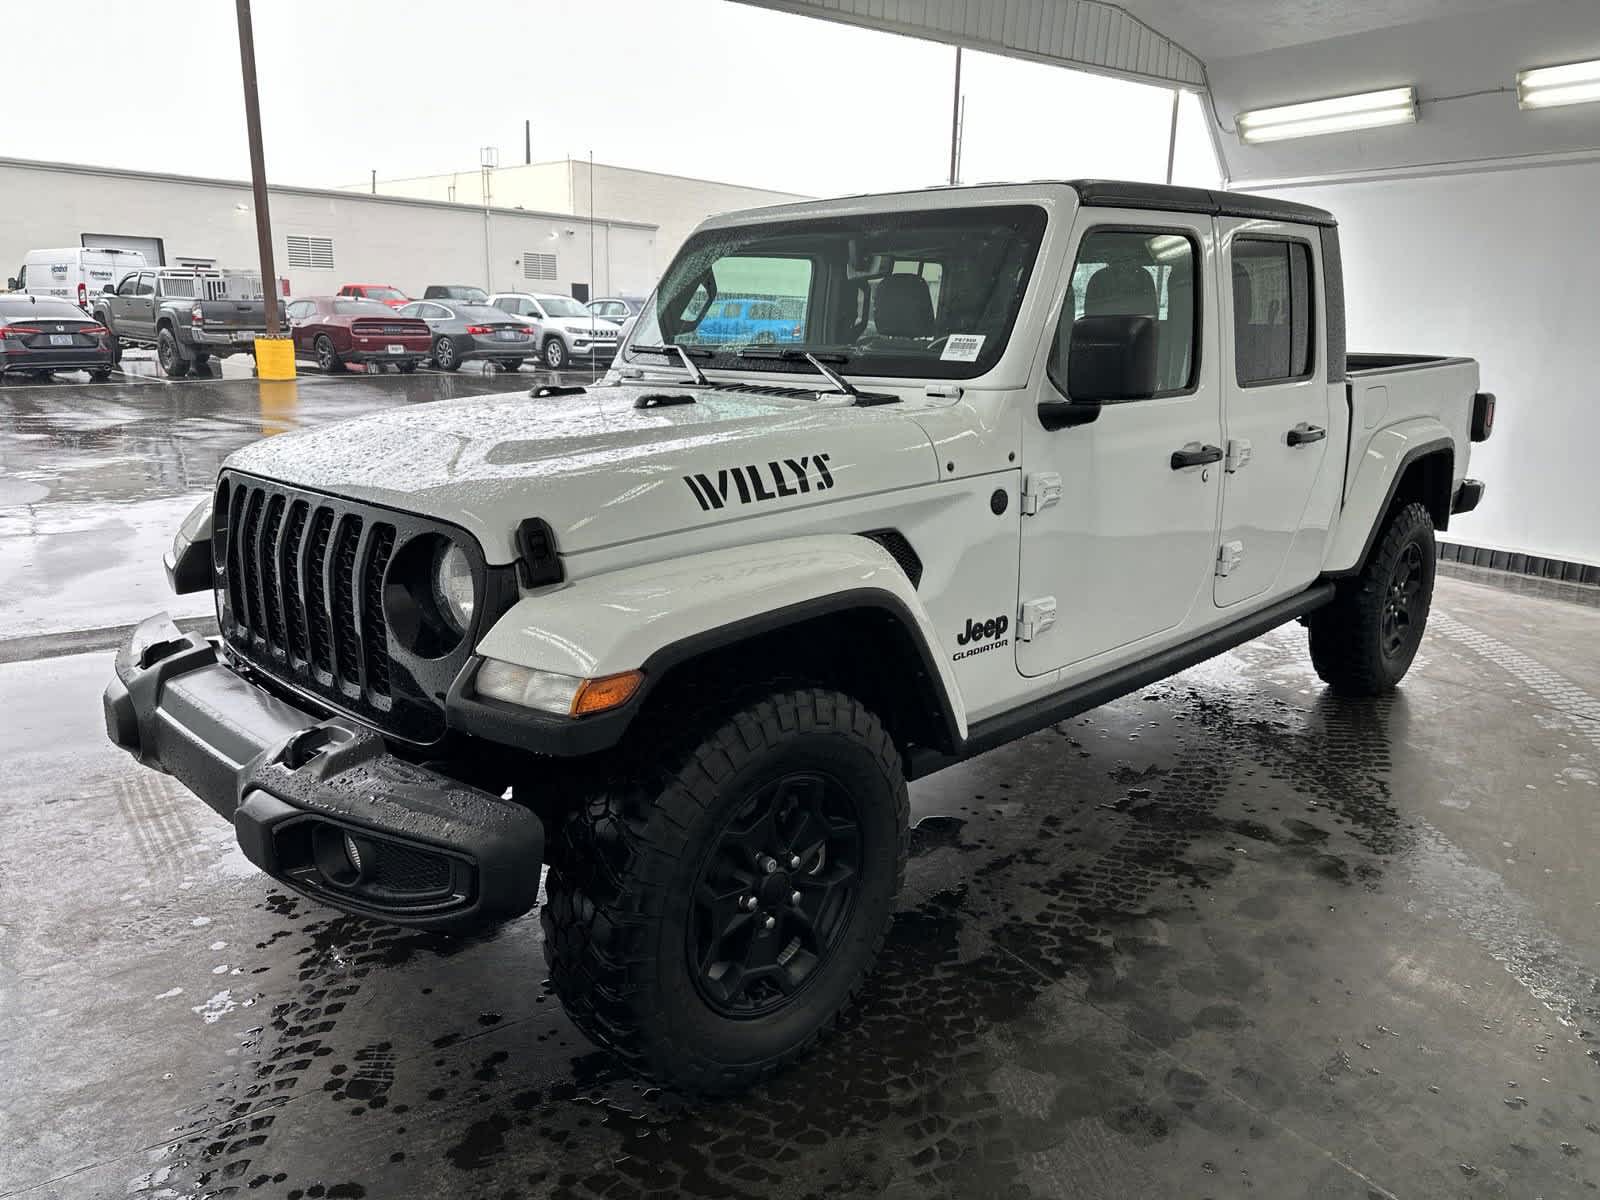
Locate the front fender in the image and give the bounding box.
[471,534,968,739]
[1324,417,1454,575]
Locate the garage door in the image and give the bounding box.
[81,233,164,265]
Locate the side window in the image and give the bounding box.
[135,273,155,296]
[116,273,139,296]
[1232,238,1313,385]
[1049,227,1198,400]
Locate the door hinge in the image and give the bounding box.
[1020,472,1062,515]
[1018,596,1057,641]
[1216,540,1244,577]
[1225,438,1252,473]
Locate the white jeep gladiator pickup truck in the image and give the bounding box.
[105,180,1493,1093]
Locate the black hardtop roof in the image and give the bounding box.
[1068,179,1336,228]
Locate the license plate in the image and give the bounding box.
[495,330,520,341]
[387,344,404,354]
[50,334,73,346]
[233,331,254,343]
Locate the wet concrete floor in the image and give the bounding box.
[3,367,1599,1199]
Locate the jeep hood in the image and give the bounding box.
[225,383,940,562]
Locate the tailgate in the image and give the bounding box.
[197,300,266,331]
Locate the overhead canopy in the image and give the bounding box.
[734,0,1600,185]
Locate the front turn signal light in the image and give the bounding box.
[572,670,645,716]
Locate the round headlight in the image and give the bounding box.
[433,543,475,634]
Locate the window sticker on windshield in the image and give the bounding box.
[940,333,986,362]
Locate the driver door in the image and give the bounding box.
[1016,212,1224,678]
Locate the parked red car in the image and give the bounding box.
[336,283,410,309]
[284,297,432,373]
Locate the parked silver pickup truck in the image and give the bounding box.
[93,267,268,376]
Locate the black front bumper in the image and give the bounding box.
[104,614,543,933]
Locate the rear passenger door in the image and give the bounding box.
[1214,222,1338,608]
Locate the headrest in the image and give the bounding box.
[874,274,935,338]
[1084,263,1157,318]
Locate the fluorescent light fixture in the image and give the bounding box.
[1236,87,1417,143]
[1517,59,1600,110]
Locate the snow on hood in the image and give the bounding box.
[225,383,939,562]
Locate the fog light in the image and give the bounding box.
[343,832,363,873]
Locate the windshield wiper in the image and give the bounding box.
[630,343,715,386]
[735,347,896,406]
[736,347,849,364]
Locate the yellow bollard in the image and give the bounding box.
[254,336,296,381]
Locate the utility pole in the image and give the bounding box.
[233,0,280,338]
[525,120,532,165]
[370,167,376,195]
[947,46,963,186]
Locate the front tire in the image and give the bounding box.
[541,688,907,1094]
[1308,500,1436,695]
[156,328,190,378]
[542,336,567,370]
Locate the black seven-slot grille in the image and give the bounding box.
[214,472,479,744]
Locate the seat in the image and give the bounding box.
[1084,263,1157,318]
[872,274,935,338]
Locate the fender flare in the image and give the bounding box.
[450,535,967,757]
[1323,419,1454,578]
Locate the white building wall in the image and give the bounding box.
[1271,159,1600,567]
[0,159,658,303]
[350,160,810,284]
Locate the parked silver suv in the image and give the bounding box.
[489,291,621,369]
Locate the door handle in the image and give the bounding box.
[1287,423,1326,446]
[1170,443,1223,469]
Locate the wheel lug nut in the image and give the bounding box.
[741,895,758,911]
[760,856,777,874]
[763,915,776,931]
[791,890,802,906]
[788,854,802,869]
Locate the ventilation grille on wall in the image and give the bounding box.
[286,235,335,270]
[523,252,558,281]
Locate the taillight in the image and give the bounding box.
[191,303,205,325]
[79,324,108,336]
[77,282,87,307]
[0,325,41,339]
[465,325,493,335]
[1471,391,1495,442]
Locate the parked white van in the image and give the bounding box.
[8,247,151,309]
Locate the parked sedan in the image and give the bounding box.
[0,294,113,380]
[421,284,489,302]
[396,300,536,371]
[284,297,432,373]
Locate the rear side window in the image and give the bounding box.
[1232,238,1314,385]
[1049,227,1199,399]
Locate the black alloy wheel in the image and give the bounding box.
[690,771,862,1018]
[314,335,344,374]
[1381,541,1426,659]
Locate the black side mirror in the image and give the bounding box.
[102,283,115,293]
[1039,314,1158,430]
[5,278,18,291]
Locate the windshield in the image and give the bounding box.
[0,298,86,321]
[454,304,513,323]
[365,287,405,301]
[335,299,395,316]
[627,204,1047,379]
[538,296,589,318]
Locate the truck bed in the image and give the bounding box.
[1343,351,1479,501]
